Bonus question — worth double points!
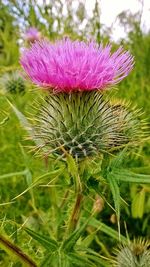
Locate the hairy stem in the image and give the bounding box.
[0,234,37,267]
[69,192,83,233]
[68,174,83,233]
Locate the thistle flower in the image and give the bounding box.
[20,38,144,161]
[24,27,41,43]
[20,38,134,92]
[110,238,150,267]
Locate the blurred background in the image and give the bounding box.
[0,0,150,265]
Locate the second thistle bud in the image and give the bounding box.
[110,238,150,267]
[0,72,25,94]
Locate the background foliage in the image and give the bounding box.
[0,0,150,266]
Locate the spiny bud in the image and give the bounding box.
[32,91,144,161]
[0,72,25,94]
[110,238,150,267]
[6,77,25,94]
[110,101,146,148]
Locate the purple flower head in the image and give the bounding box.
[20,38,134,93]
[25,27,41,43]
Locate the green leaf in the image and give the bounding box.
[0,169,28,180]
[66,154,81,192]
[25,169,33,187]
[40,253,52,267]
[7,100,42,147]
[76,248,110,267]
[86,253,110,267]
[81,232,96,248]
[112,169,150,184]
[12,167,64,200]
[0,116,9,126]
[109,147,128,169]
[25,228,58,251]
[88,218,127,243]
[62,217,90,251]
[66,154,78,179]
[68,252,96,267]
[107,174,121,223]
[131,189,145,218]
[40,251,70,267]
[7,99,34,137]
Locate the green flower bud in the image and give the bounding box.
[33,91,145,161]
[111,238,150,267]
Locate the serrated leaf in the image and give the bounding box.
[25,228,58,251]
[40,253,52,267]
[68,252,96,267]
[110,147,128,169]
[62,217,90,251]
[40,251,70,267]
[76,247,110,267]
[86,253,110,267]
[66,154,81,192]
[66,154,78,179]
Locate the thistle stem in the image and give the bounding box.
[0,235,37,267]
[68,192,83,233]
[68,174,83,233]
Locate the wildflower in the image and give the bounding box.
[20,38,144,161]
[20,38,134,93]
[24,27,41,43]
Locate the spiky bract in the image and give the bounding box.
[111,238,150,267]
[111,102,145,148]
[33,91,144,161]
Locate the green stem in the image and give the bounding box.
[68,192,83,233]
[0,234,37,267]
[68,174,83,233]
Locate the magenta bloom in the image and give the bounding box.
[20,38,134,92]
[25,27,41,43]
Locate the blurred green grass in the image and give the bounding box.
[0,0,150,265]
